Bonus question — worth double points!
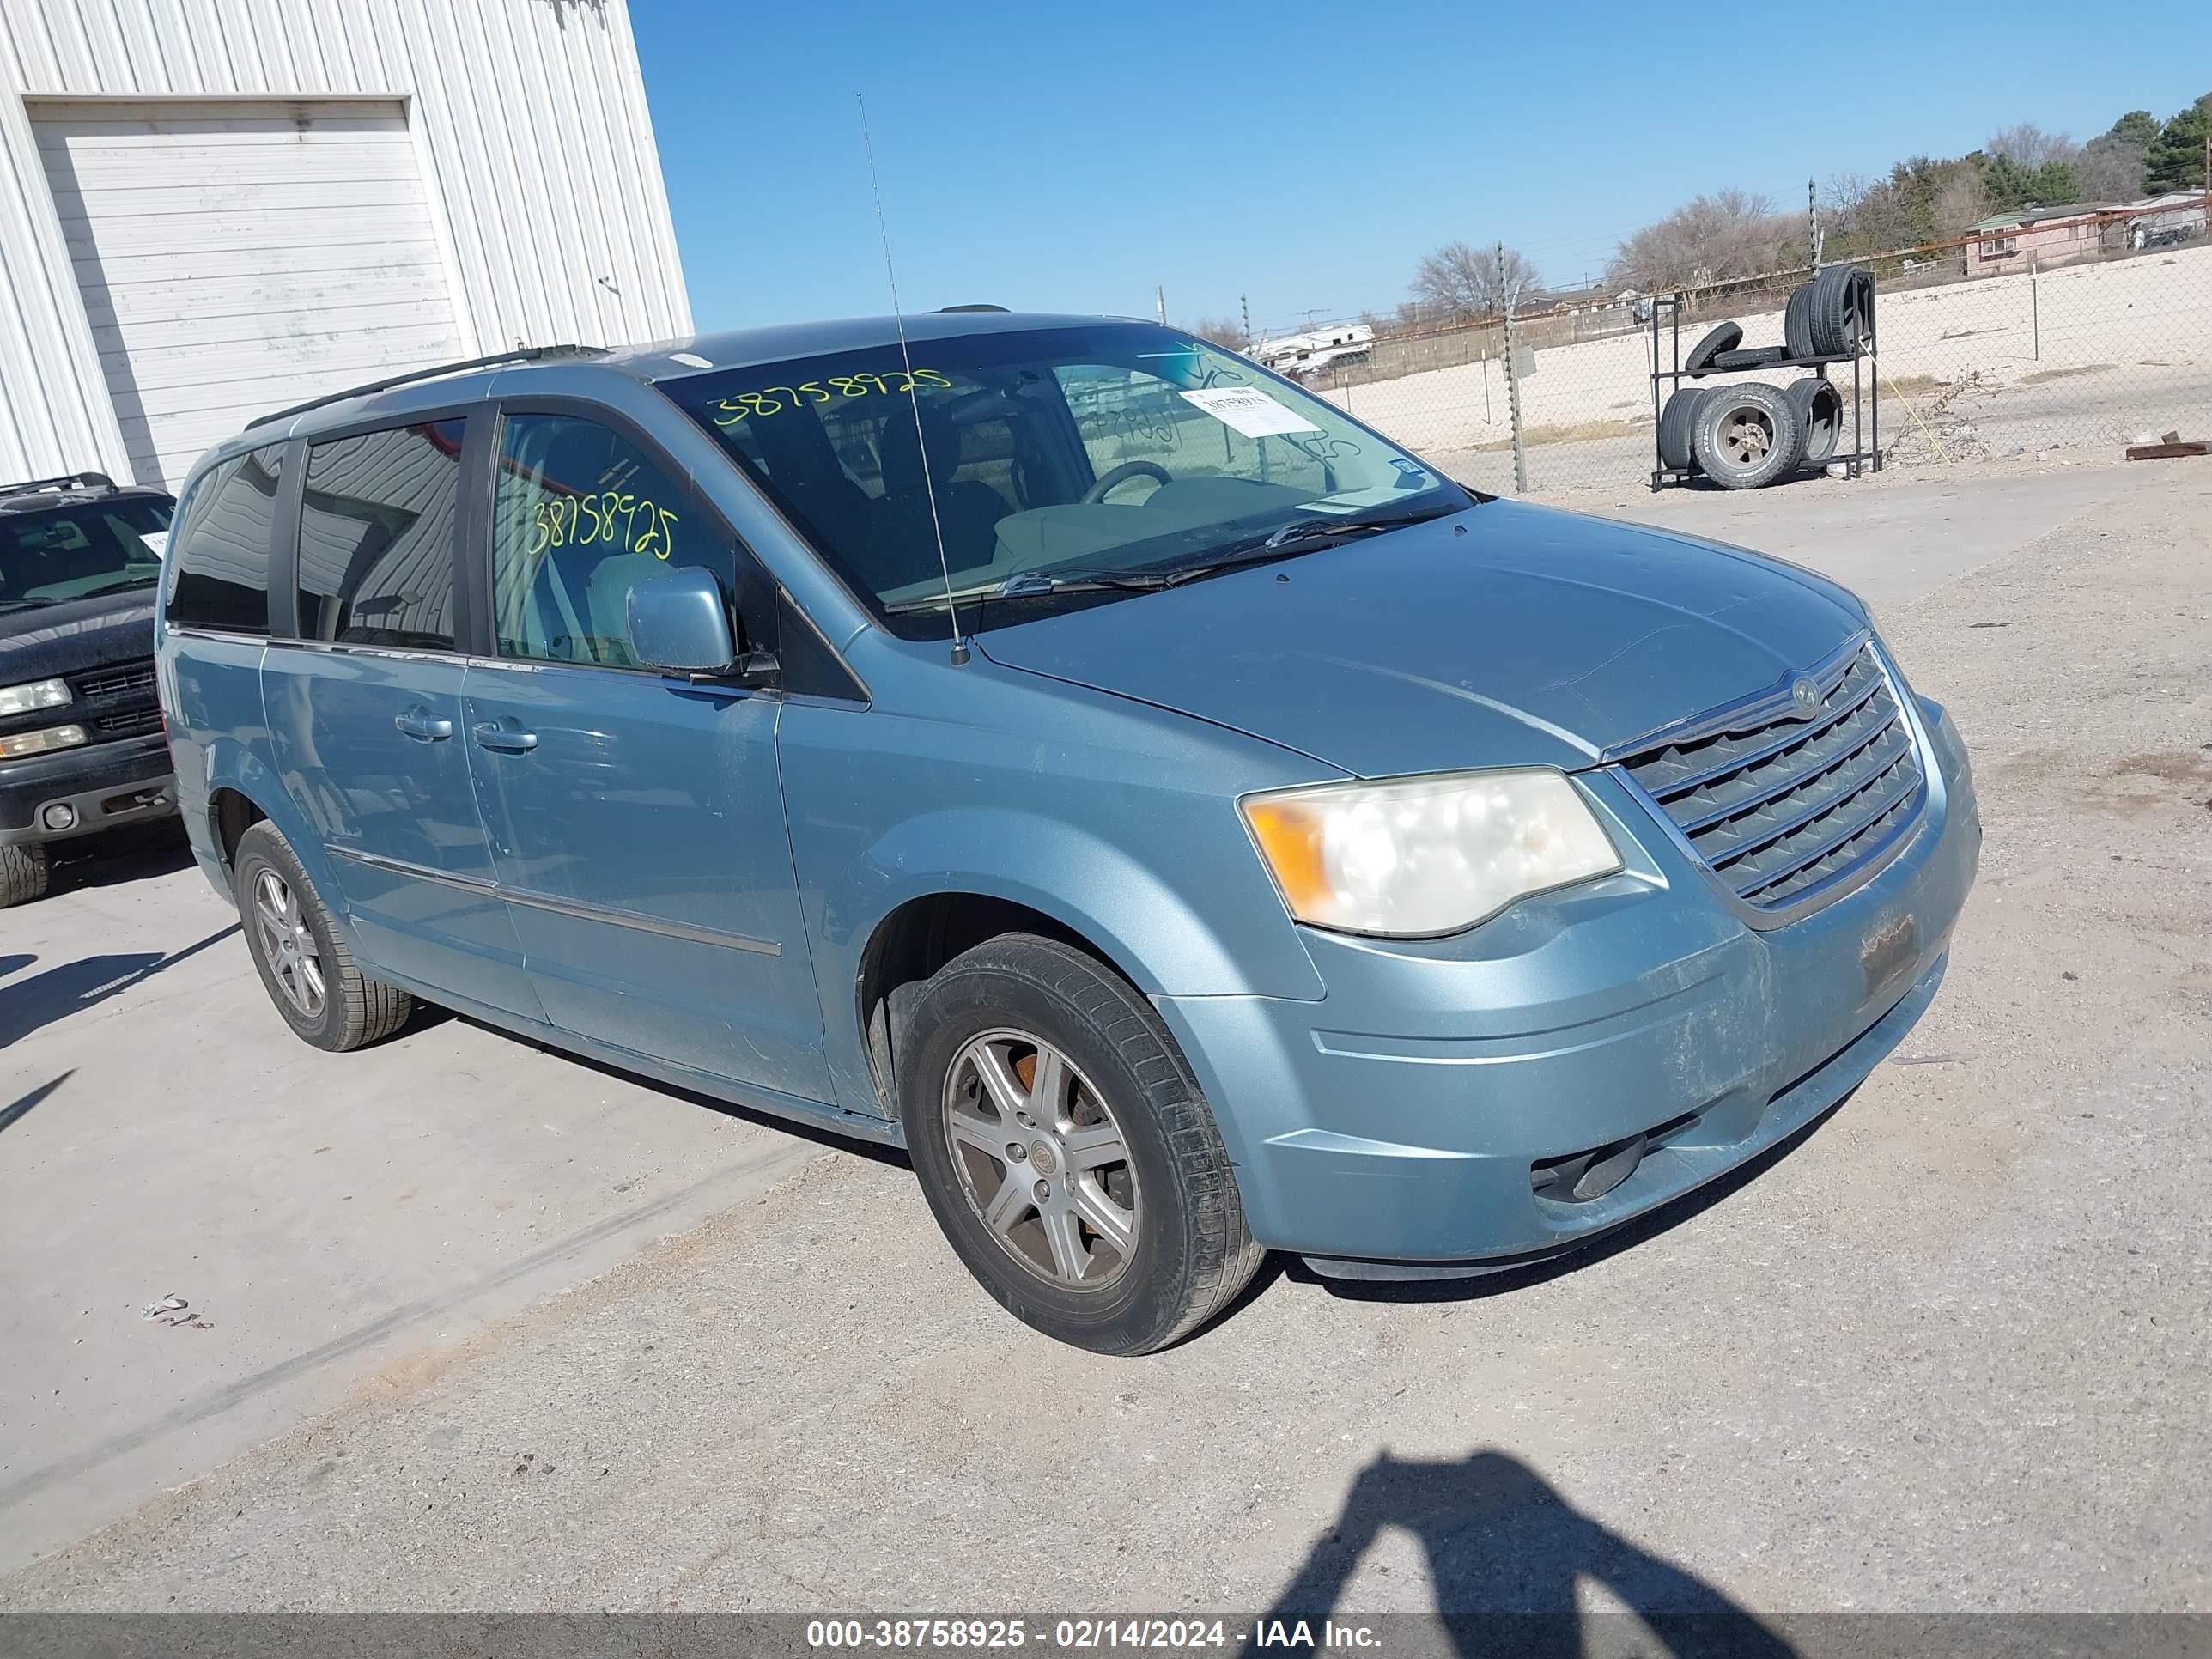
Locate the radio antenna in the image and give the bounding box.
[858,92,966,665]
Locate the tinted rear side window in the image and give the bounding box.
[297,420,465,650]
[167,446,284,633]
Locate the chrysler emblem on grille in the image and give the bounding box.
[1789,676,1822,715]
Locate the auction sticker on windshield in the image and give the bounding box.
[1179,386,1320,438]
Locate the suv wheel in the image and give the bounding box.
[0,843,52,908]
[898,933,1263,1354]
[233,821,411,1051]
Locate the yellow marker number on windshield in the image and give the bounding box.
[711,368,951,425]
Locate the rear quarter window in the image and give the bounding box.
[167,445,285,634]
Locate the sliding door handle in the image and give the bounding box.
[472,720,538,754]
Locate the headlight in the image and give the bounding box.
[1241,769,1621,937]
[0,677,70,716]
[0,723,88,758]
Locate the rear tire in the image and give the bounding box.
[0,843,51,907]
[898,933,1263,1355]
[1692,381,1804,489]
[233,821,412,1051]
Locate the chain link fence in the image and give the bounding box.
[1291,215,2212,499]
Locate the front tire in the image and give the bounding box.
[233,821,411,1051]
[0,843,52,907]
[899,933,1263,1355]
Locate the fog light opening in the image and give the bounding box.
[1532,1130,1648,1205]
[41,802,78,831]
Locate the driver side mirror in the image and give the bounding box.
[626,565,747,681]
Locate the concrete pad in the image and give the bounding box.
[0,840,826,1571]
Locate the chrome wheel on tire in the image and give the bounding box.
[941,1028,1140,1290]
[252,867,325,1020]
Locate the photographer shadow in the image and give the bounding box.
[1250,1449,1792,1659]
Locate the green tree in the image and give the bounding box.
[1978,151,2081,210]
[2107,109,2160,149]
[2143,94,2212,193]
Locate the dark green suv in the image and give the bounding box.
[0,471,177,906]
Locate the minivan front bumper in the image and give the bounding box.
[1154,693,1980,1273]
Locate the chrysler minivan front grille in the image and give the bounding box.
[1615,641,1926,915]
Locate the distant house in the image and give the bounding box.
[1963,204,2124,276]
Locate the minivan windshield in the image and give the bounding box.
[0,497,173,614]
[661,324,1472,637]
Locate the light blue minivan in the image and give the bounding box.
[157,313,1978,1353]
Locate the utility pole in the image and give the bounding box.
[1239,292,1251,351]
[1154,285,1166,325]
[1808,178,1822,270]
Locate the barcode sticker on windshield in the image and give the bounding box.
[1179,386,1320,438]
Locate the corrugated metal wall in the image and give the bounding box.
[0,0,692,486]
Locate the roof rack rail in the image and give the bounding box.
[246,344,611,431]
[938,303,1008,313]
[0,471,118,497]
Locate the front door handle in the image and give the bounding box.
[472,720,538,754]
[392,706,453,742]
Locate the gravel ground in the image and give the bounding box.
[2,462,2207,1618]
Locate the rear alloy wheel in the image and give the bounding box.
[233,820,412,1051]
[1692,380,1804,489]
[899,933,1262,1354]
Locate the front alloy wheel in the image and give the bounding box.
[942,1029,1140,1290]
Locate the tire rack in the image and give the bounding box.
[1646,286,1880,491]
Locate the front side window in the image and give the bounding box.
[491,413,730,667]
[167,447,283,633]
[0,496,172,615]
[297,421,465,651]
[659,323,1470,639]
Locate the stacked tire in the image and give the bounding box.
[1662,266,1869,489]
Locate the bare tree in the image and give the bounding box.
[1607,190,1794,292]
[1985,123,2079,169]
[1182,315,1249,349]
[1934,167,1991,237]
[1410,241,1539,319]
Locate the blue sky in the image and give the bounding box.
[630,0,2212,340]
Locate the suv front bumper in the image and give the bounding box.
[1155,695,1981,1274]
[0,732,175,848]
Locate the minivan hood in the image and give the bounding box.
[976,500,1867,776]
[0,590,160,683]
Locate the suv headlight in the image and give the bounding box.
[0,677,71,716]
[1241,769,1620,937]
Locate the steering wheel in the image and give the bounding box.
[1081,460,1171,504]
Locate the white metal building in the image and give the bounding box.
[0,0,693,490]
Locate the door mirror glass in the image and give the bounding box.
[625,565,735,677]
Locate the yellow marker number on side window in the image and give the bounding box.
[711,368,951,425]
[525,491,681,559]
